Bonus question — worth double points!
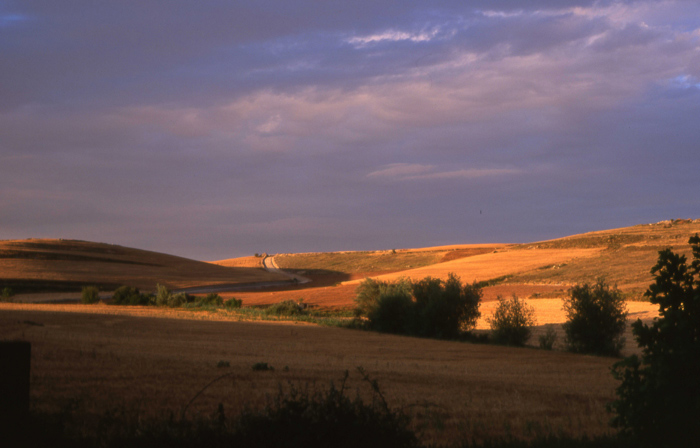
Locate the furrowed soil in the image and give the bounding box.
[1,305,632,446]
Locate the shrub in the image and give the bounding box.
[562,280,628,356]
[539,325,558,350]
[354,277,412,319]
[412,274,482,338]
[265,300,306,316]
[233,370,418,448]
[81,286,100,304]
[196,293,223,307]
[367,289,415,334]
[225,297,243,309]
[168,292,193,307]
[1,287,14,301]
[609,235,700,447]
[488,295,536,346]
[252,362,274,371]
[155,284,171,306]
[354,274,482,339]
[111,285,152,305]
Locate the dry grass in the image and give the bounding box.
[348,248,603,285]
[209,256,263,268]
[275,245,505,275]
[0,305,637,445]
[0,239,287,292]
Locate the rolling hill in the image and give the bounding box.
[0,239,289,294]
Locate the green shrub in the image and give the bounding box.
[225,297,243,309]
[265,300,305,316]
[411,273,482,338]
[196,293,223,307]
[81,286,100,304]
[354,274,482,339]
[539,325,558,350]
[1,287,14,301]
[168,292,193,307]
[367,289,415,334]
[487,295,536,346]
[155,284,171,306]
[354,277,412,319]
[609,235,700,447]
[111,285,152,306]
[562,280,628,356]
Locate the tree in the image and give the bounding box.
[353,274,481,339]
[487,295,536,346]
[411,273,482,338]
[562,280,628,356]
[609,235,700,447]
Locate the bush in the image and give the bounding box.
[225,297,243,309]
[1,287,14,301]
[562,280,628,356]
[252,362,274,372]
[112,285,152,306]
[354,274,482,339]
[609,235,700,447]
[168,292,193,307]
[155,284,171,306]
[354,277,412,319]
[412,274,482,338]
[367,289,415,334]
[539,325,558,350]
[195,293,223,307]
[488,295,536,346]
[265,300,306,316]
[233,370,418,448]
[81,286,100,304]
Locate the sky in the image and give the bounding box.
[1,0,699,260]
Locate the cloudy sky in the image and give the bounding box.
[1,1,699,260]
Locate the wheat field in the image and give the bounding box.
[0,305,638,445]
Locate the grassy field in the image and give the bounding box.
[0,305,644,446]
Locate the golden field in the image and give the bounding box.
[1,219,697,444]
[0,305,650,445]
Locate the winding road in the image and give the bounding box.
[262,255,311,284]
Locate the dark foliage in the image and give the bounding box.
[232,372,418,448]
[488,295,536,346]
[354,274,482,339]
[412,274,482,338]
[562,280,628,356]
[195,293,223,307]
[81,286,100,304]
[609,235,700,447]
[111,285,152,305]
[224,297,243,309]
[265,300,306,316]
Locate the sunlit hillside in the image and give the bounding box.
[0,239,288,294]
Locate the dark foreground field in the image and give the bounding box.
[1,307,622,446]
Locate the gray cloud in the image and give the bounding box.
[1,1,699,259]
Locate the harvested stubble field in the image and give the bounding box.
[0,305,633,446]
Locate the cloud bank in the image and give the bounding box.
[1,0,699,259]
